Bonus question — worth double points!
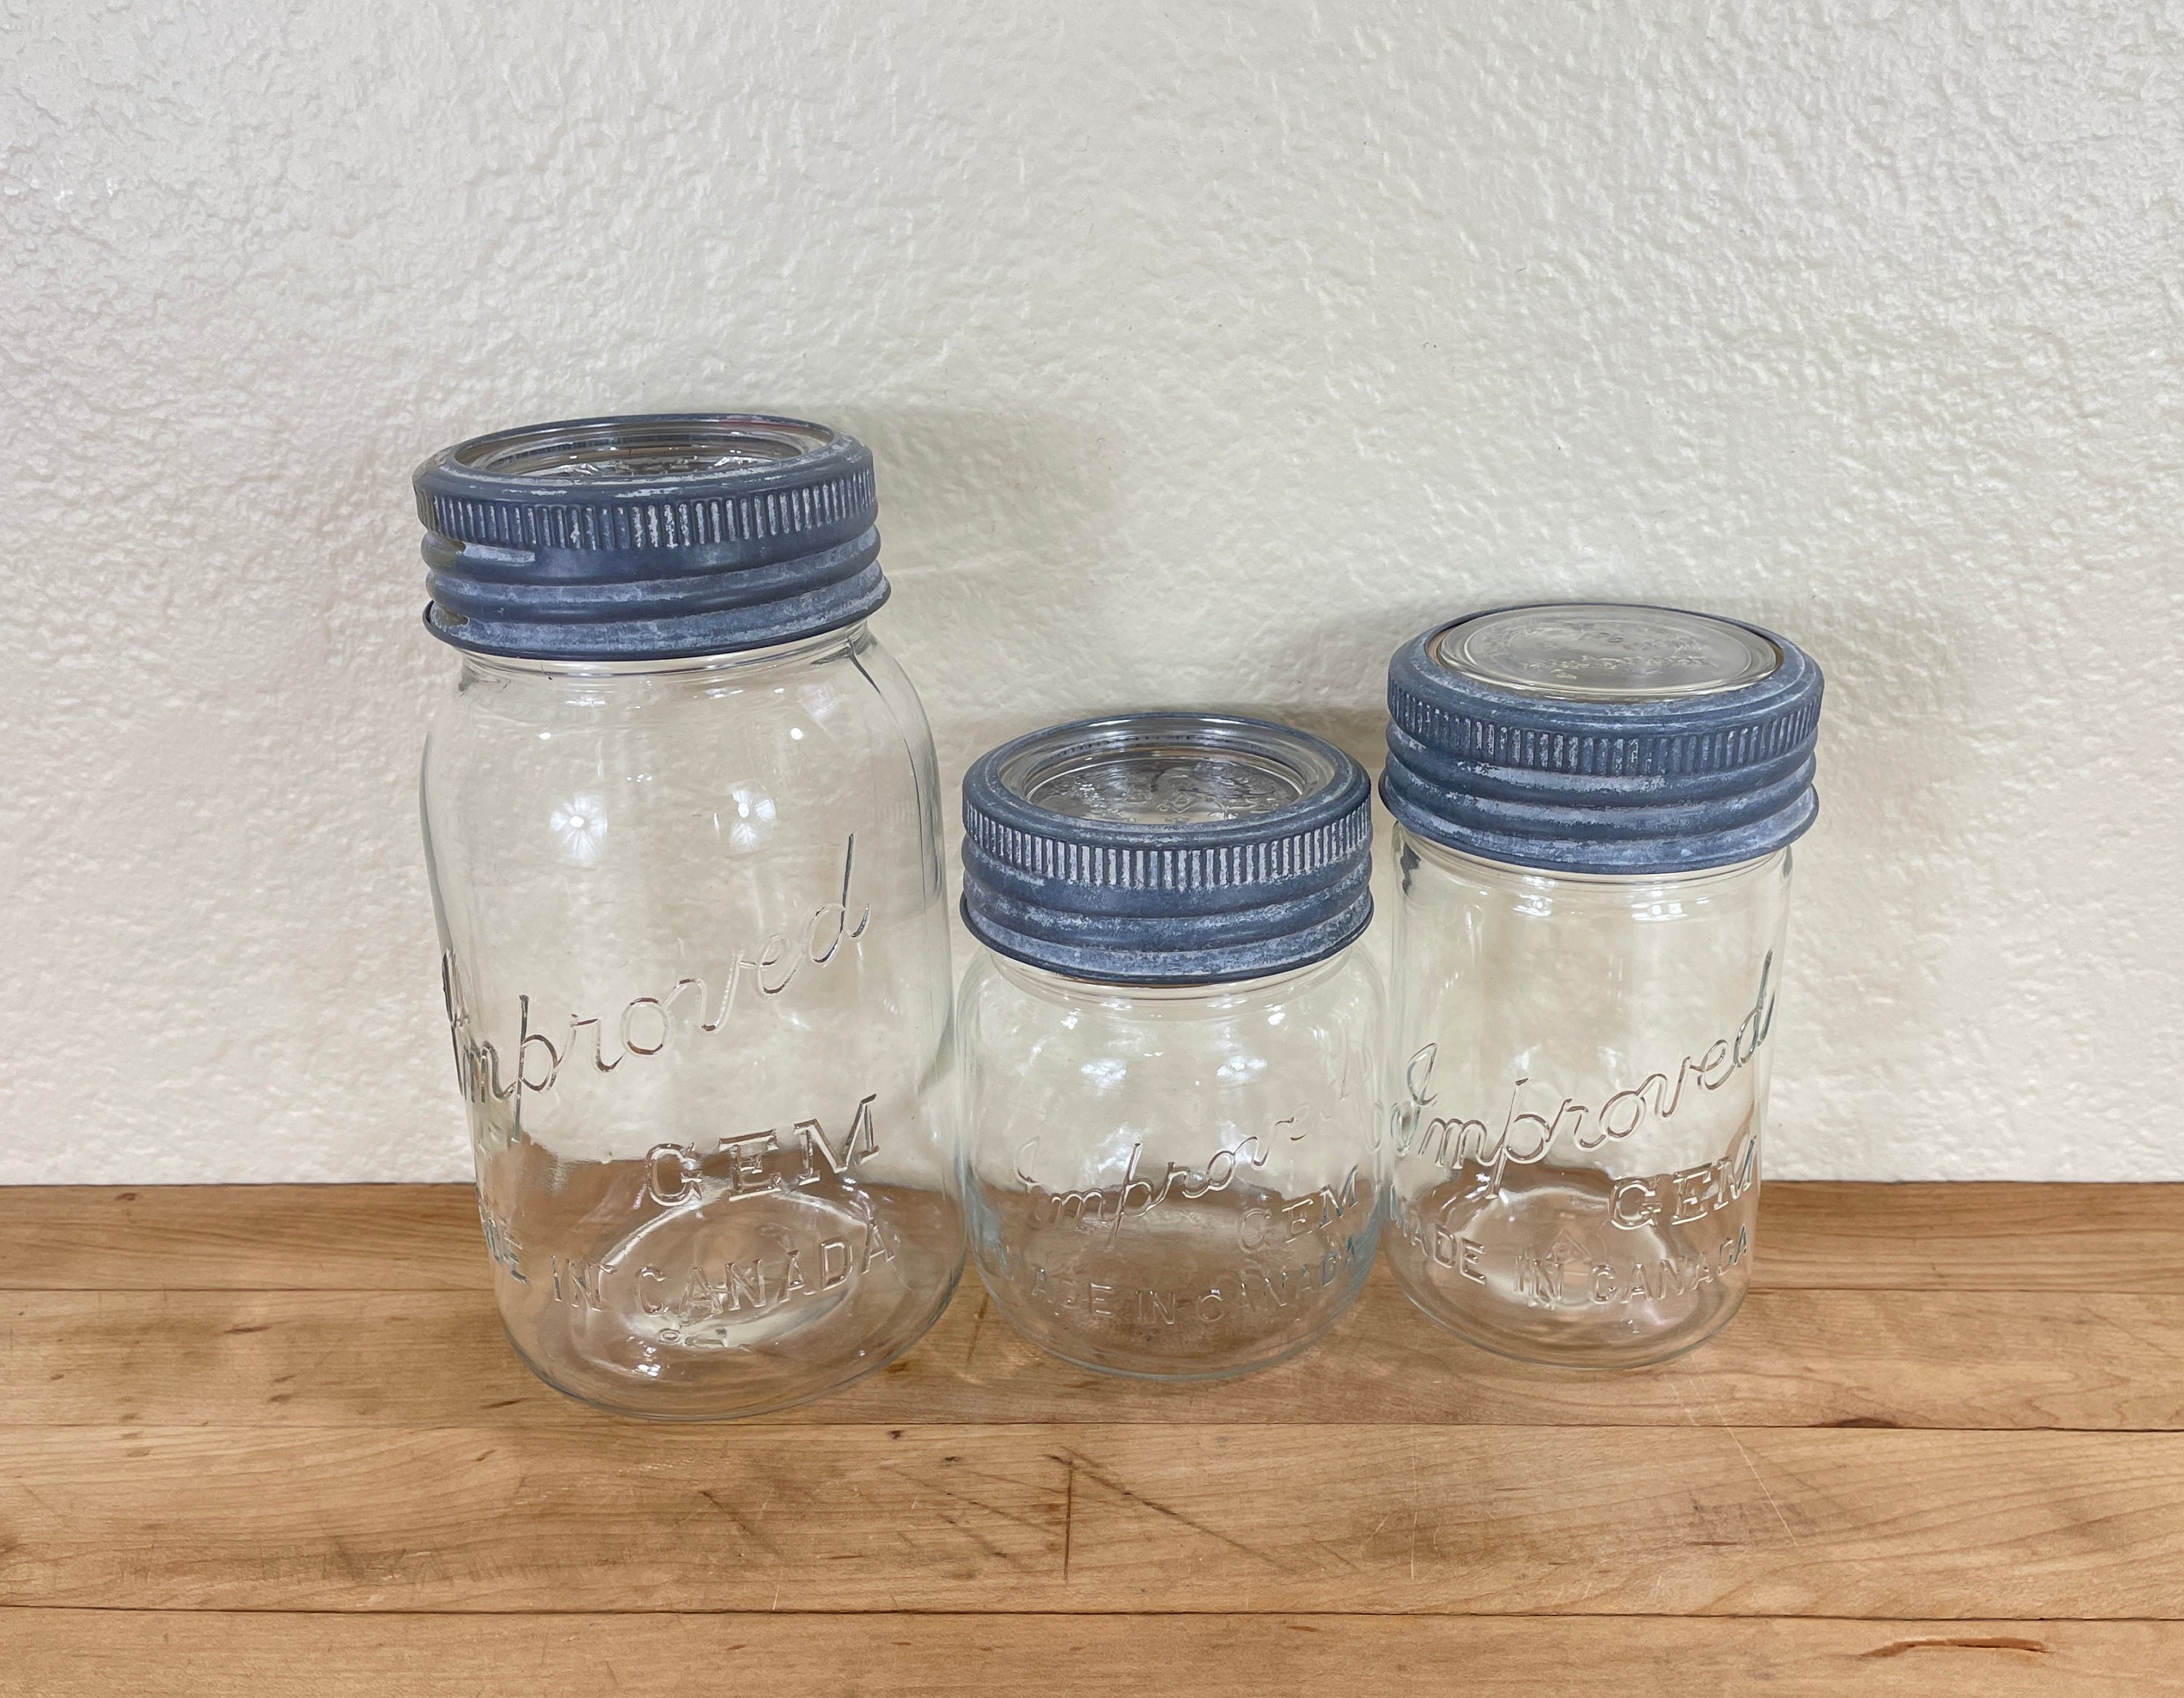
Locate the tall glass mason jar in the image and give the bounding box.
[1379,604,1824,1367]
[957,714,1383,1379]
[416,415,961,1418]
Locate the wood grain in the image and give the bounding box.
[1758,1183,2184,1291]
[2,1180,2177,1694]
[0,1186,483,1292]
[5,1181,2180,1293]
[4,1424,2178,1616]
[4,1611,2173,1697]
[5,1283,2178,1431]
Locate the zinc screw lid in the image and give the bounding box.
[961,713,1374,985]
[413,413,885,661]
[1381,603,1825,875]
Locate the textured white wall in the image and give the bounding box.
[3,2,2179,1183]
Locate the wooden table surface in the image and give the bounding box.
[2,1183,2180,1695]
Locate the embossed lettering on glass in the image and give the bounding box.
[416,414,960,1417]
[957,715,1383,1380]
[1380,603,1824,1367]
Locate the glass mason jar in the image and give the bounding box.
[1378,603,1824,1367]
[957,714,1383,1379]
[415,414,961,1418]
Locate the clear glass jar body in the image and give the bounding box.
[420,623,962,1418]
[1385,828,1792,1368]
[959,946,1383,1379]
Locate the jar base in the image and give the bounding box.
[968,1240,1374,1384]
[1390,1267,1749,1370]
[496,1257,964,1421]
[481,1174,966,1421]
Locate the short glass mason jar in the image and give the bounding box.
[416,414,961,1418]
[956,714,1383,1379]
[1378,603,1824,1367]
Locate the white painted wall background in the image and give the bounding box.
[2,1,2180,1183]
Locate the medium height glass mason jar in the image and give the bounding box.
[957,714,1382,1379]
[416,414,960,1418]
[1379,603,1824,1367]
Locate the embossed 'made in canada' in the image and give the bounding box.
[957,712,1385,1382]
[416,413,963,1418]
[1381,602,1822,1367]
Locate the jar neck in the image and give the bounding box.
[982,944,1356,1010]
[1395,820,1789,892]
[455,620,869,689]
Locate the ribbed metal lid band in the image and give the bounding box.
[425,529,879,623]
[1383,758,1816,854]
[962,886,1374,988]
[424,464,874,555]
[958,713,1375,984]
[1385,724,1816,822]
[1388,691,1821,779]
[414,413,888,661]
[422,560,890,662]
[964,806,1370,892]
[1382,606,1824,876]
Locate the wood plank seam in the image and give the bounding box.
[1,1178,2177,1676]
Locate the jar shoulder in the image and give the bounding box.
[1393,825,1793,917]
[432,628,922,731]
[420,627,946,913]
[422,629,936,807]
[960,946,1381,1055]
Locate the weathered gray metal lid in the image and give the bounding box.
[414,413,885,659]
[962,713,1373,985]
[1382,603,1824,873]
